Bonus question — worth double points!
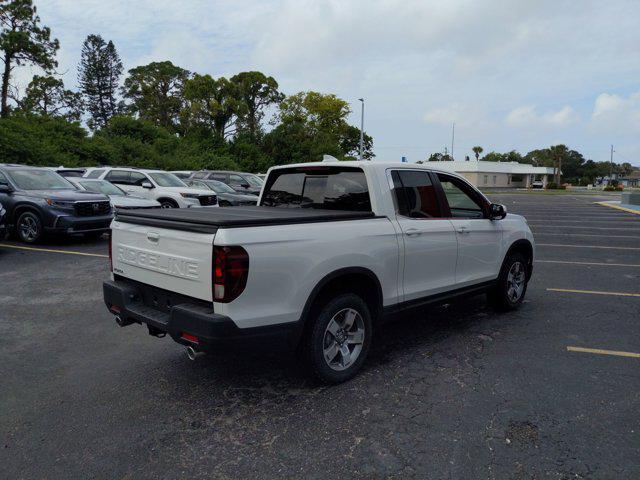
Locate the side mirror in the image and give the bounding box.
[241,182,250,189]
[141,181,154,189]
[0,182,13,193]
[489,203,507,220]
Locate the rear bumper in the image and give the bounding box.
[103,278,297,350]
[47,214,113,234]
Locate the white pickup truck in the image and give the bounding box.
[104,161,534,382]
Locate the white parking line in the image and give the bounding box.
[537,243,640,250]
[533,233,640,239]
[536,260,640,267]
[529,225,640,231]
[567,346,640,359]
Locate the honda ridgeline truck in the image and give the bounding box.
[103,161,534,383]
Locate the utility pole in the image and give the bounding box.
[358,98,365,160]
[451,122,455,161]
[609,144,614,183]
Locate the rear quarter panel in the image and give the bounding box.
[214,217,401,329]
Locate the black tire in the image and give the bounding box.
[16,211,43,244]
[159,199,178,209]
[305,293,372,384]
[488,252,529,311]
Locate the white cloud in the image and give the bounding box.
[506,105,578,128]
[590,92,640,134]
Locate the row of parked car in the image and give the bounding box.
[0,164,264,244]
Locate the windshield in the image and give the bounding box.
[8,169,74,190]
[78,180,125,196]
[206,180,236,193]
[149,172,187,188]
[245,174,263,187]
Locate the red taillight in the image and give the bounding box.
[181,332,199,344]
[213,245,249,303]
[108,232,113,272]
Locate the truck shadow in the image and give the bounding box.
[156,294,503,396]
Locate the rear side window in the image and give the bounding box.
[193,172,207,179]
[106,170,130,184]
[391,170,441,218]
[261,167,371,212]
[86,169,104,179]
[229,174,245,185]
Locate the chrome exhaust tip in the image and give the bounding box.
[186,346,205,361]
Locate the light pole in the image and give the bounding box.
[358,98,364,160]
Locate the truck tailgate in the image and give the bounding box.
[111,219,215,302]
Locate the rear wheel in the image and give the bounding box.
[488,252,529,311]
[305,293,372,383]
[16,211,43,244]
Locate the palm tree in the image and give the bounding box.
[549,144,568,185]
[472,146,483,161]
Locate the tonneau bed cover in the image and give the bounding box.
[114,206,378,234]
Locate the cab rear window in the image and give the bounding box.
[261,167,371,212]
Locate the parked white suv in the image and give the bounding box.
[94,168,217,208]
[104,161,534,382]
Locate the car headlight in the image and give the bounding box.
[180,192,200,199]
[46,199,75,209]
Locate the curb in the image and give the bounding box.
[595,201,640,215]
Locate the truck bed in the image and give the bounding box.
[114,206,379,233]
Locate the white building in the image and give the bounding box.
[428,160,556,188]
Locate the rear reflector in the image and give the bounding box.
[213,245,249,303]
[109,304,121,314]
[181,333,199,344]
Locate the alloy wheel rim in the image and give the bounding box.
[506,261,526,302]
[161,203,174,209]
[322,308,365,371]
[20,216,38,241]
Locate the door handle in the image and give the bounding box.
[404,228,421,236]
[456,227,470,235]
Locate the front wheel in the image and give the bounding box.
[305,293,372,383]
[17,211,43,244]
[488,252,529,311]
[160,199,178,209]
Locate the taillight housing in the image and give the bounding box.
[213,246,249,303]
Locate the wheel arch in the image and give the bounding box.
[295,267,383,346]
[12,202,43,224]
[505,239,534,280]
[157,197,179,207]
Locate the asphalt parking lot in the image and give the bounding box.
[1,192,639,479]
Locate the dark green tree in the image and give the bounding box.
[181,74,245,143]
[122,61,190,131]
[230,71,282,139]
[19,75,83,121]
[0,0,59,117]
[78,34,122,129]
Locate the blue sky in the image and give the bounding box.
[15,0,640,165]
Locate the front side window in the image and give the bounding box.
[229,174,245,186]
[148,172,186,188]
[261,167,371,211]
[244,174,263,187]
[8,169,74,190]
[129,172,148,187]
[437,174,485,219]
[391,170,441,218]
[106,170,130,184]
